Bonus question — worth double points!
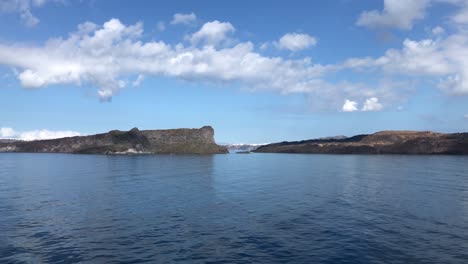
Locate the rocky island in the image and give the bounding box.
[0,126,228,154]
[254,131,468,155]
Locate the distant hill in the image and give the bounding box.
[0,139,18,144]
[0,126,228,154]
[223,144,267,153]
[255,131,468,155]
[315,135,348,141]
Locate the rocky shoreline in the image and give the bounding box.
[2,129,467,155]
[0,126,228,155]
[254,131,468,155]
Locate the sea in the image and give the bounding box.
[1,153,467,263]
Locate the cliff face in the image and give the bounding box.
[0,126,228,154]
[254,131,468,155]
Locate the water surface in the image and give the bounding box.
[1,153,467,263]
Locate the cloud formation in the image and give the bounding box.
[0,1,467,110]
[189,20,235,46]
[357,0,468,30]
[344,34,468,95]
[171,12,197,25]
[356,0,429,30]
[342,97,384,112]
[342,99,358,112]
[0,18,337,102]
[451,1,468,24]
[0,127,81,141]
[0,127,16,138]
[0,0,58,27]
[362,97,383,111]
[275,33,317,51]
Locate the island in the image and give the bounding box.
[254,131,468,155]
[0,126,228,154]
[223,144,266,153]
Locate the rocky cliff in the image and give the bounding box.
[0,126,228,154]
[254,131,468,155]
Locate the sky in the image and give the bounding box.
[0,0,467,143]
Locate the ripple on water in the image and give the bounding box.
[0,153,468,263]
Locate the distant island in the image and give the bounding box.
[2,129,467,155]
[0,126,228,154]
[223,143,266,153]
[254,131,468,155]
[0,139,18,144]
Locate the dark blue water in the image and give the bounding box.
[1,153,468,263]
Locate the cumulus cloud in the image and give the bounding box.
[356,0,429,30]
[0,18,339,102]
[0,127,16,138]
[189,20,235,46]
[343,33,468,95]
[362,97,383,111]
[465,114,468,119]
[357,0,468,30]
[342,99,358,112]
[171,12,196,25]
[0,127,81,141]
[342,97,383,112]
[275,33,317,51]
[0,11,468,110]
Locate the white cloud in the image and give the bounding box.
[171,12,196,25]
[432,26,445,35]
[362,97,383,111]
[19,130,81,141]
[356,0,429,30]
[343,33,468,95]
[0,127,81,141]
[342,99,358,112]
[451,1,468,24]
[0,127,16,138]
[465,114,468,119]
[189,20,235,46]
[0,0,60,27]
[356,0,468,30]
[132,74,144,87]
[381,39,452,75]
[0,18,337,102]
[275,33,317,51]
[0,14,467,110]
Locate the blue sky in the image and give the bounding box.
[0,0,467,143]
